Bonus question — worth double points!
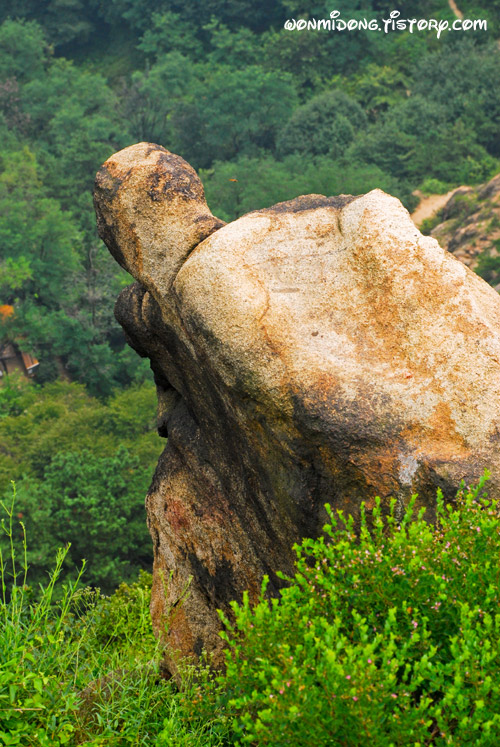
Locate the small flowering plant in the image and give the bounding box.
[219,472,500,746]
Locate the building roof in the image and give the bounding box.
[0,306,39,376]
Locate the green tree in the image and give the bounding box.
[22,57,127,207]
[0,18,48,83]
[277,90,367,159]
[202,153,414,223]
[137,11,203,60]
[172,64,298,167]
[263,0,381,82]
[203,18,261,68]
[92,0,286,33]
[0,379,160,490]
[351,94,498,184]
[0,146,81,306]
[13,446,153,592]
[123,57,298,168]
[261,27,333,90]
[0,379,162,593]
[412,40,500,158]
[0,21,145,393]
[0,0,96,46]
[0,78,31,134]
[117,51,194,147]
[339,64,409,120]
[0,257,32,299]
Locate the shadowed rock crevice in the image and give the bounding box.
[94,142,500,674]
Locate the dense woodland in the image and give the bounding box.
[1,0,500,590]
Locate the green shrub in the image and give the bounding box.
[475,242,500,287]
[0,486,229,746]
[419,210,443,236]
[219,473,500,746]
[447,192,480,223]
[89,569,154,649]
[419,178,450,196]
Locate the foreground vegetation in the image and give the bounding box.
[2,475,500,745]
[0,489,229,746]
[223,473,500,745]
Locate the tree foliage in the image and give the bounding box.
[202,153,415,223]
[277,91,367,159]
[14,447,152,592]
[0,379,162,592]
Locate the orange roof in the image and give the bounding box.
[0,305,14,321]
[21,351,39,370]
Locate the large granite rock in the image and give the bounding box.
[94,143,500,674]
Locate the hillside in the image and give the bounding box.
[427,173,500,289]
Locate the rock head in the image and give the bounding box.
[94,143,500,674]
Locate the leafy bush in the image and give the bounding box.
[89,569,154,649]
[445,192,480,225]
[419,178,450,196]
[475,242,500,286]
[419,211,443,236]
[220,474,500,746]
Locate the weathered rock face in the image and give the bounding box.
[94,143,500,674]
[430,173,500,287]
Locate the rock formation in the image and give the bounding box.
[429,173,500,288]
[94,143,500,674]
